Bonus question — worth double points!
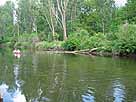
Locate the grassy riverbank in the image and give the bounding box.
[62,26,136,57]
[1,24,136,57]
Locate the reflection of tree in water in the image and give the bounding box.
[20,52,50,102]
[0,52,14,86]
[57,56,67,102]
[45,54,68,102]
[0,58,26,102]
[46,54,59,101]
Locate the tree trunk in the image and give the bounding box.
[62,11,67,40]
[102,19,105,34]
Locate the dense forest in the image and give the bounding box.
[0,0,136,56]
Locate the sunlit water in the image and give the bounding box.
[0,50,136,102]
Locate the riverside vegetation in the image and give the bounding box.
[1,0,136,57]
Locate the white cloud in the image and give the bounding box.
[0,0,16,5]
[115,0,127,7]
[0,0,7,5]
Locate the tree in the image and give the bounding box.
[37,0,57,40]
[125,0,136,23]
[79,0,116,34]
[0,1,14,38]
[16,0,37,34]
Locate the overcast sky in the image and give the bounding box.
[0,0,127,7]
[115,0,127,7]
[0,0,15,5]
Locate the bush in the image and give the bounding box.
[62,38,80,51]
[116,24,136,41]
[62,29,89,51]
[112,39,136,54]
[35,41,63,50]
[14,42,31,49]
[81,33,107,49]
[112,24,136,54]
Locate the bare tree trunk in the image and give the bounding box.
[62,12,67,40]
[49,1,55,40]
[17,23,20,37]
[56,0,68,40]
[39,0,56,41]
[102,19,105,34]
[49,8,56,41]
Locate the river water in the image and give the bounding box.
[0,50,136,102]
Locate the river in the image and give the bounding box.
[0,50,136,102]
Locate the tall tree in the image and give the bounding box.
[37,0,57,40]
[0,1,14,38]
[125,0,136,23]
[16,0,36,34]
[80,0,116,34]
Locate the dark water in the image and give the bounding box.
[0,50,136,102]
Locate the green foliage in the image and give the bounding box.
[79,0,116,34]
[116,24,136,41]
[62,29,89,51]
[62,38,80,51]
[1,0,136,57]
[0,1,14,37]
[54,33,60,41]
[62,24,136,55]
[14,42,30,49]
[112,40,136,54]
[35,41,63,50]
[5,33,39,49]
[111,24,136,54]
[83,33,106,49]
[38,32,48,41]
[105,33,117,40]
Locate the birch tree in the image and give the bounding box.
[56,0,69,40]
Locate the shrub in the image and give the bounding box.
[81,33,107,49]
[14,42,31,49]
[116,24,136,41]
[112,24,136,54]
[35,41,63,50]
[62,38,80,51]
[62,29,89,51]
[112,39,136,54]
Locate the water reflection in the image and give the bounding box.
[112,80,125,102]
[1,51,136,102]
[0,83,26,102]
[0,58,26,102]
[30,86,50,102]
[82,88,95,102]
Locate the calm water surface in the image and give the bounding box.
[0,50,136,102]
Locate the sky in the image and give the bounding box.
[115,0,127,7]
[0,0,127,7]
[0,0,15,5]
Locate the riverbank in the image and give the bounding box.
[42,48,136,59]
[1,24,136,58]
